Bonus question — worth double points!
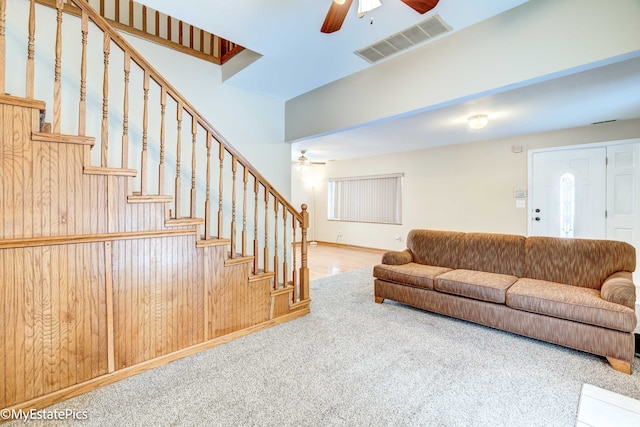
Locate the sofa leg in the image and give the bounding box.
[375,296,384,304]
[606,357,632,374]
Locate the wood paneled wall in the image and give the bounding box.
[0,97,309,412]
[1,242,109,405]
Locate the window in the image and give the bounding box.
[559,172,575,238]
[327,174,403,224]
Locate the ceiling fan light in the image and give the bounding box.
[296,150,310,171]
[358,0,382,15]
[468,114,489,129]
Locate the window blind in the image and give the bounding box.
[327,173,403,224]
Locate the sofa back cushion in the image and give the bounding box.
[458,233,526,276]
[525,236,636,289]
[407,229,464,268]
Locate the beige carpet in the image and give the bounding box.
[9,267,640,426]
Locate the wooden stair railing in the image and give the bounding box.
[1,0,309,300]
[34,0,244,65]
[0,0,311,412]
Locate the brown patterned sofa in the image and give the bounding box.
[373,230,637,373]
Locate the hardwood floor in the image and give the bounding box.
[302,243,386,281]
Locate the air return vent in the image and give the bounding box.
[355,14,451,64]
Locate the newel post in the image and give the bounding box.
[299,204,310,301]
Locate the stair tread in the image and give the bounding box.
[32,132,95,146]
[84,166,137,177]
[128,194,173,204]
[0,94,46,110]
[165,217,204,226]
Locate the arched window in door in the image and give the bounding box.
[560,172,576,238]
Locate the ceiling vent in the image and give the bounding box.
[355,14,451,63]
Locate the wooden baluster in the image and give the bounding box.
[204,133,212,240]
[167,16,172,41]
[53,0,64,133]
[174,105,183,219]
[158,87,166,194]
[78,11,88,136]
[121,52,130,168]
[155,11,160,37]
[190,117,197,217]
[300,204,310,301]
[189,25,194,49]
[263,187,269,273]
[283,206,288,288]
[115,0,120,23]
[140,70,149,193]
[142,5,147,33]
[0,0,5,94]
[242,166,248,257]
[26,0,35,98]
[230,156,237,258]
[101,33,111,166]
[292,217,298,303]
[273,200,279,289]
[253,178,259,274]
[210,34,214,56]
[179,21,183,45]
[100,0,105,16]
[217,144,224,238]
[199,29,204,54]
[129,0,133,27]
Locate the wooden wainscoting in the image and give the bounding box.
[0,96,309,413]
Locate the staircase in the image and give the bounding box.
[35,0,243,65]
[0,0,310,413]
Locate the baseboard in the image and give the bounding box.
[0,307,309,416]
[303,240,388,253]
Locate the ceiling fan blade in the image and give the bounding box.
[400,0,440,14]
[321,0,353,34]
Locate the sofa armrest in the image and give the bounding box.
[601,271,636,310]
[381,249,413,265]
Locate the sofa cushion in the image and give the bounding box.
[458,233,525,277]
[525,237,636,290]
[406,229,464,269]
[506,278,637,333]
[373,263,451,290]
[434,269,518,304]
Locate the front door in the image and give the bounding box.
[530,147,607,239]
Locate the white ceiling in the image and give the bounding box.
[292,56,640,163]
[139,0,640,164]
[140,0,530,100]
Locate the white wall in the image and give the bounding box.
[292,118,640,251]
[121,34,291,196]
[4,0,290,200]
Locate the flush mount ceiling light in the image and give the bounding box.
[468,114,489,129]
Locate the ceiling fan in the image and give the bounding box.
[321,0,440,34]
[294,150,326,170]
